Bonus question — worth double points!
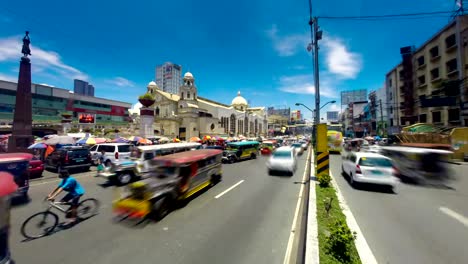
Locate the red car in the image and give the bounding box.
[29,159,44,178]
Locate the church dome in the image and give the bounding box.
[184,72,194,78]
[148,81,157,87]
[231,91,248,106]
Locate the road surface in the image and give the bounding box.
[10,153,308,264]
[329,154,468,264]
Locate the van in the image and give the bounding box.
[89,143,133,166]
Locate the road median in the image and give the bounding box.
[315,155,362,264]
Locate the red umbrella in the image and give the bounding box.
[0,172,18,197]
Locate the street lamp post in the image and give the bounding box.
[295,100,336,123]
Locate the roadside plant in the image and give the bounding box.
[318,174,331,187]
[325,220,357,263]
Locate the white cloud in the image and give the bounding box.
[106,77,135,87]
[0,73,16,82]
[266,25,309,57]
[278,73,336,98]
[0,36,88,81]
[328,103,340,112]
[322,37,362,79]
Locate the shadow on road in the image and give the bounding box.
[21,214,99,243]
[340,171,395,195]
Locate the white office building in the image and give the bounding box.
[155,62,183,94]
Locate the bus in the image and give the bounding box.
[327,123,343,153]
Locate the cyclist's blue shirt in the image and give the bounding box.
[58,176,84,196]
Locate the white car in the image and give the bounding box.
[342,152,399,193]
[89,143,133,166]
[267,146,297,176]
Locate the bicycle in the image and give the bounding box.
[20,197,100,239]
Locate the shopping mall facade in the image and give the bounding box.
[0,80,132,135]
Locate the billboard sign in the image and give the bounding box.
[78,113,95,124]
[341,89,367,105]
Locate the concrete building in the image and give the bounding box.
[0,79,131,132]
[327,111,339,122]
[155,62,183,95]
[143,72,267,140]
[73,79,94,96]
[267,107,290,135]
[385,15,468,129]
[375,86,388,136]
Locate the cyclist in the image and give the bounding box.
[47,169,85,225]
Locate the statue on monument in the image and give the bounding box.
[21,31,31,57]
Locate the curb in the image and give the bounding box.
[305,149,319,264]
[329,170,378,264]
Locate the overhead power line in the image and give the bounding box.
[319,10,454,20]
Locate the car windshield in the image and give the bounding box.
[292,143,302,148]
[358,157,392,167]
[273,151,291,158]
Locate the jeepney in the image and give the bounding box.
[0,153,33,200]
[223,141,260,162]
[260,140,276,155]
[99,142,202,185]
[0,172,17,264]
[113,149,223,220]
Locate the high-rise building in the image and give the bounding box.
[73,79,94,96]
[327,111,339,121]
[87,84,95,97]
[155,62,183,94]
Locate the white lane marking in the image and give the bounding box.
[29,174,89,187]
[283,147,312,264]
[440,207,468,228]
[305,149,319,264]
[214,180,244,199]
[330,170,378,264]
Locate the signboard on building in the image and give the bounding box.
[78,113,95,124]
[341,89,367,105]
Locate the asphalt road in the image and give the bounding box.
[10,153,309,264]
[329,154,468,264]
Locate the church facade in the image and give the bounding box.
[144,72,268,140]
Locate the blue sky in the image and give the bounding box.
[0,0,459,120]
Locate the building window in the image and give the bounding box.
[430,68,440,80]
[181,92,184,100]
[448,108,460,121]
[445,34,456,49]
[187,92,190,99]
[432,111,441,123]
[446,58,457,73]
[230,114,236,134]
[418,75,426,86]
[417,55,425,66]
[389,106,393,114]
[388,79,392,87]
[419,114,427,123]
[430,46,439,58]
[255,119,258,134]
[389,92,392,100]
[398,70,404,80]
[156,107,160,116]
[390,118,393,126]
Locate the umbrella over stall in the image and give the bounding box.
[28,142,48,149]
[44,136,75,145]
[76,137,107,145]
[189,137,201,142]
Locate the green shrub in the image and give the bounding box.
[325,220,357,263]
[318,174,331,187]
[138,93,155,100]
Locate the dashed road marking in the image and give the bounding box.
[440,207,468,228]
[214,180,244,199]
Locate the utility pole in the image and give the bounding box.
[379,99,384,136]
[312,18,321,126]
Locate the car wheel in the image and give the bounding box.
[268,169,273,175]
[117,172,133,186]
[350,173,356,187]
[229,156,235,164]
[152,195,173,221]
[250,153,256,159]
[341,165,347,176]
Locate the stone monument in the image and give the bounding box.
[8,31,33,153]
[138,93,155,138]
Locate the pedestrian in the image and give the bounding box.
[96,150,106,177]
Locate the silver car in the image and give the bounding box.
[267,147,297,176]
